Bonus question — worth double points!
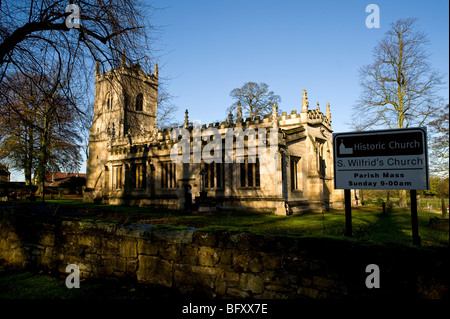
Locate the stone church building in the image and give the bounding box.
[84,61,343,214]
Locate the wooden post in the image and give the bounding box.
[410,190,421,246]
[344,189,352,237]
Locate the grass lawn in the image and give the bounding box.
[0,198,448,300]
[3,197,447,247]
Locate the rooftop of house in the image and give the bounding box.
[43,172,86,187]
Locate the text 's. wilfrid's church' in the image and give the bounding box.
[84,60,344,214]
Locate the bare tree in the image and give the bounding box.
[156,79,179,129]
[352,18,445,207]
[0,0,164,196]
[353,18,444,130]
[0,0,158,140]
[228,82,281,120]
[0,68,83,192]
[0,77,39,185]
[0,0,155,78]
[428,103,449,177]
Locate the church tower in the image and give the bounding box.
[85,59,158,191]
[92,58,158,137]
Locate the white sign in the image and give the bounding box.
[333,128,429,190]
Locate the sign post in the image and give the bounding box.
[344,189,352,237]
[410,190,421,246]
[333,128,429,245]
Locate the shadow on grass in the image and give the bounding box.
[0,264,185,300]
[2,199,448,247]
[353,206,449,247]
[367,208,414,245]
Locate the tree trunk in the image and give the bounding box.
[24,166,32,186]
[399,189,407,208]
[396,37,408,208]
[36,108,50,202]
[386,191,391,213]
[24,125,34,186]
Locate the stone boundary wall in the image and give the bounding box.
[0,214,448,299]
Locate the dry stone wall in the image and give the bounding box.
[0,214,448,299]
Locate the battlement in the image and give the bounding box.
[105,114,330,157]
[95,60,158,84]
[308,108,331,126]
[88,80,332,156]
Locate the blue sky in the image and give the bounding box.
[9,0,450,181]
[150,0,449,132]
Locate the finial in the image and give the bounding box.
[301,89,309,113]
[236,101,242,122]
[154,62,159,78]
[272,103,278,116]
[326,102,331,120]
[228,111,233,126]
[95,61,100,76]
[272,103,278,128]
[184,109,189,128]
[316,102,320,112]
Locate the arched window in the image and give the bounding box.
[105,92,112,110]
[136,93,143,111]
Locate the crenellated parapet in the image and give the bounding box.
[307,107,331,127]
[95,60,158,84]
[104,88,332,154]
[102,90,331,158]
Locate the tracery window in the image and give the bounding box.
[134,163,146,189]
[136,93,143,111]
[290,156,300,190]
[112,165,122,189]
[204,162,225,189]
[105,91,112,110]
[240,157,260,188]
[161,162,176,189]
